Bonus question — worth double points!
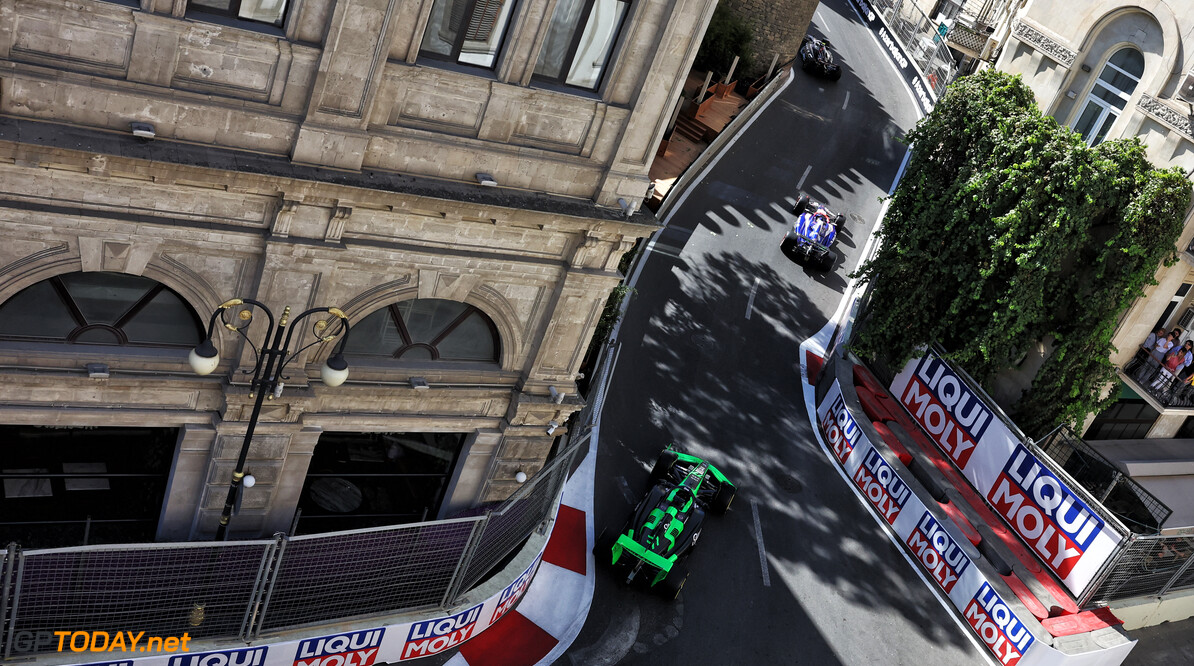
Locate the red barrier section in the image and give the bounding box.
[856,385,897,424]
[1041,607,1125,637]
[938,499,982,546]
[806,350,825,385]
[457,610,558,666]
[1001,572,1051,620]
[542,504,587,576]
[871,421,914,465]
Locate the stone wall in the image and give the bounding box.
[720,0,819,79]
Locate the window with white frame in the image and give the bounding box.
[188,0,290,29]
[420,0,521,69]
[534,0,630,90]
[1071,47,1144,146]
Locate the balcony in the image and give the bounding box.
[1120,354,1194,413]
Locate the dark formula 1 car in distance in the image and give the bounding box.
[799,36,842,81]
[782,194,846,270]
[597,447,735,599]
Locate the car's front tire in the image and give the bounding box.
[713,485,735,514]
[651,449,679,482]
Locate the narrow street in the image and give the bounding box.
[564,0,988,663]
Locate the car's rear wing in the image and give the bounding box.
[613,534,675,573]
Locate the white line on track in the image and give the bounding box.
[842,91,850,110]
[750,498,771,587]
[796,165,812,191]
[745,277,759,319]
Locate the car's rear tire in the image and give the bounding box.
[651,449,679,482]
[801,56,813,72]
[792,194,810,216]
[819,250,837,271]
[712,485,735,514]
[593,527,615,557]
[659,563,688,600]
[828,66,842,81]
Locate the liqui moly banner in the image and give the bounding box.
[890,350,1124,597]
[815,379,1043,664]
[58,553,545,666]
[814,377,1134,664]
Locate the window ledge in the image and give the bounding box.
[184,13,286,38]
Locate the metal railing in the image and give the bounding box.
[1122,351,1194,408]
[1037,426,1171,534]
[1083,533,1194,605]
[0,437,590,658]
[870,0,960,97]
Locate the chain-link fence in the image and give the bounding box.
[452,442,584,599]
[869,0,959,97]
[2,540,276,660]
[0,437,589,656]
[1084,534,1194,605]
[1037,426,1171,534]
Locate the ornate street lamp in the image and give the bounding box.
[189,298,351,540]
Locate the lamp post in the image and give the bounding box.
[189,298,351,541]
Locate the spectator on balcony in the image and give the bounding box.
[1136,329,1174,382]
[1151,340,1193,391]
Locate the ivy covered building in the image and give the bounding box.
[995,0,1194,527]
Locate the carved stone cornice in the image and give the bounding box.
[1013,21,1076,67]
[1137,94,1194,142]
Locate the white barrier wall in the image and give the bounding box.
[817,377,1135,665]
[890,350,1124,597]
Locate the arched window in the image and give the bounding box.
[344,298,500,363]
[1072,47,1144,146]
[0,272,203,347]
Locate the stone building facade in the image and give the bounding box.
[0,0,715,544]
[995,1,1194,525]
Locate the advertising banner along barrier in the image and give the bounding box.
[890,349,1124,598]
[847,0,937,115]
[816,377,1136,665]
[62,554,544,666]
[817,379,1040,665]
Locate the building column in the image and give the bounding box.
[158,423,217,541]
[1146,412,1187,439]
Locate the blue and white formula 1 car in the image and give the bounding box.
[781,194,845,271]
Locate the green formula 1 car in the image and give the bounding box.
[598,447,735,598]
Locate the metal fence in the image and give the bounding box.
[1084,533,1194,605]
[1037,426,1171,534]
[0,436,589,658]
[870,0,959,97]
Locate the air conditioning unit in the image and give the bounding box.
[1178,306,1194,329]
[1178,72,1194,104]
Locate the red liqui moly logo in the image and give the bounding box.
[169,648,267,666]
[964,583,1035,665]
[852,448,911,524]
[900,352,993,468]
[294,629,384,666]
[401,604,482,660]
[905,512,970,593]
[819,391,862,465]
[988,444,1104,578]
[491,558,538,624]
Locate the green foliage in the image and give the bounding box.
[694,5,753,77]
[590,285,636,352]
[852,69,1192,436]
